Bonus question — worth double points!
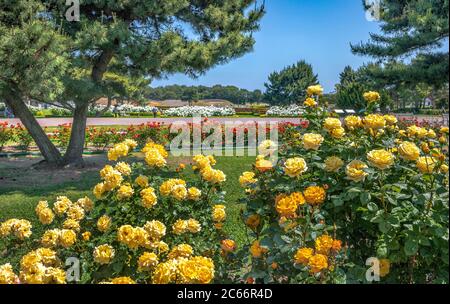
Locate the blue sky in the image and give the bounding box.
[152,0,381,93]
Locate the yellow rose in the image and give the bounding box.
[379,259,390,277]
[62,219,80,232]
[307,85,323,96]
[212,205,226,222]
[135,175,149,188]
[398,141,420,161]
[416,156,437,174]
[186,219,202,233]
[145,149,167,168]
[168,244,194,259]
[384,115,398,125]
[315,235,334,255]
[323,118,342,132]
[255,155,273,172]
[0,263,18,284]
[97,215,112,232]
[303,186,326,205]
[117,184,134,200]
[345,115,362,130]
[250,240,268,258]
[221,239,237,253]
[93,182,106,199]
[330,127,346,139]
[363,114,386,130]
[142,142,168,158]
[284,157,308,177]
[59,229,77,248]
[275,195,298,217]
[144,220,166,240]
[308,254,328,274]
[294,247,314,265]
[152,261,177,284]
[367,149,395,170]
[137,252,159,272]
[187,187,202,201]
[302,133,324,150]
[304,97,317,107]
[324,156,344,172]
[239,172,257,187]
[172,219,188,235]
[363,91,381,103]
[171,184,188,201]
[141,187,157,208]
[346,160,368,182]
[93,244,115,265]
[114,162,131,176]
[202,167,226,184]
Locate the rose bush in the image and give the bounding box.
[232,86,449,284]
[0,140,234,284]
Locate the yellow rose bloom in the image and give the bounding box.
[172,219,188,235]
[367,149,395,170]
[97,215,112,232]
[202,167,226,184]
[53,196,71,216]
[135,175,149,188]
[363,114,386,130]
[239,171,258,187]
[330,127,346,139]
[345,115,362,130]
[66,204,85,221]
[398,141,420,161]
[308,254,328,274]
[294,247,314,265]
[168,244,194,259]
[221,239,237,253]
[427,129,437,138]
[324,156,344,172]
[0,263,18,284]
[304,97,317,107]
[187,187,202,201]
[304,186,326,205]
[171,184,188,201]
[440,126,449,134]
[115,162,131,176]
[302,133,324,150]
[137,252,159,272]
[346,160,369,182]
[59,229,77,248]
[379,259,390,277]
[384,115,398,125]
[142,142,168,158]
[144,220,166,240]
[152,261,178,284]
[110,277,136,284]
[93,244,115,265]
[363,91,381,103]
[141,187,157,208]
[275,195,298,217]
[82,231,91,241]
[145,149,167,168]
[76,196,94,212]
[315,235,334,255]
[323,118,342,132]
[93,182,106,199]
[107,142,130,161]
[250,240,268,258]
[307,84,323,96]
[255,155,273,172]
[186,219,202,233]
[440,164,449,174]
[62,219,80,232]
[36,206,54,225]
[212,205,226,222]
[41,229,60,247]
[117,184,134,200]
[416,156,437,174]
[284,157,308,177]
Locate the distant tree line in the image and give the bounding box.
[145,85,264,104]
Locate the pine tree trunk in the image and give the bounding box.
[4,95,63,165]
[63,103,89,166]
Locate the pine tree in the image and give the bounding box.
[1,0,265,166]
[264,61,318,105]
[352,0,449,87]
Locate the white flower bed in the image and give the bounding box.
[163,106,236,117]
[266,104,304,116]
[90,104,158,115]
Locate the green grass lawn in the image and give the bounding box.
[0,154,254,264]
